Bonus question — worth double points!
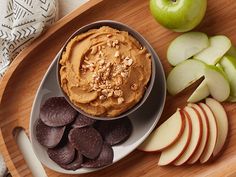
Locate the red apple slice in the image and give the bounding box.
[187,104,209,164]
[158,111,191,166]
[138,110,185,152]
[173,107,202,166]
[205,98,228,157]
[198,103,218,163]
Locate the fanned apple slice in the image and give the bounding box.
[167,32,209,66]
[138,110,185,152]
[167,59,205,95]
[199,103,217,163]
[194,35,231,65]
[158,112,191,166]
[187,104,209,164]
[204,65,230,102]
[205,98,228,157]
[173,107,202,166]
[220,55,236,97]
[187,79,210,103]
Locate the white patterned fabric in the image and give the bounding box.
[0,0,58,78]
[0,154,6,177]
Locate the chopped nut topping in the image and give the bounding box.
[107,34,112,38]
[117,97,124,104]
[116,76,123,86]
[116,45,120,49]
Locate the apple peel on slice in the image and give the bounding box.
[205,98,228,157]
[167,32,209,66]
[194,35,231,65]
[187,79,210,103]
[198,103,217,163]
[167,59,205,95]
[158,111,191,166]
[204,65,230,102]
[138,110,185,152]
[173,106,202,166]
[187,104,209,164]
[220,55,236,97]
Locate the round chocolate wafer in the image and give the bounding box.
[60,151,83,170]
[81,143,113,168]
[35,119,65,148]
[47,143,75,165]
[40,97,77,127]
[72,114,96,128]
[95,117,132,146]
[69,127,103,159]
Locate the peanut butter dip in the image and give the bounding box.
[59,26,151,117]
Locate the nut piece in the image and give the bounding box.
[114,51,120,58]
[90,46,97,55]
[131,83,138,91]
[114,90,123,97]
[117,97,124,104]
[99,95,106,100]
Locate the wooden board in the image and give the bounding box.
[1,0,236,176]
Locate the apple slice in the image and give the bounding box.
[167,59,205,95]
[187,79,210,103]
[167,32,209,66]
[226,45,236,58]
[205,98,228,157]
[228,96,236,102]
[158,112,191,166]
[194,35,231,65]
[138,110,185,152]
[173,107,202,166]
[220,55,236,97]
[204,65,230,102]
[198,103,217,163]
[187,104,209,164]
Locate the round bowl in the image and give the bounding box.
[56,20,156,120]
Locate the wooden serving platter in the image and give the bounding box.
[1,0,236,176]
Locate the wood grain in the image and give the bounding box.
[1,0,236,176]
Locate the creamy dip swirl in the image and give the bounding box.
[59,26,151,117]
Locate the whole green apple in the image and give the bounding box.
[150,0,207,32]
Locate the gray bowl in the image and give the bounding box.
[57,20,157,120]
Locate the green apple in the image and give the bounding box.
[167,32,209,66]
[187,79,209,103]
[150,0,207,32]
[204,65,230,102]
[167,59,205,95]
[194,35,231,65]
[220,55,236,97]
[216,63,224,72]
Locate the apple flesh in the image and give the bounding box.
[198,103,217,163]
[220,55,236,97]
[194,35,231,65]
[167,32,209,66]
[167,59,205,95]
[187,104,209,164]
[138,110,185,152]
[204,65,230,102]
[205,98,228,157]
[158,112,191,166]
[149,0,207,32]
[173,107,202,165]
[187,79,209,103]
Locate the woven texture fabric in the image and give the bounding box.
[0,0,58,78]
